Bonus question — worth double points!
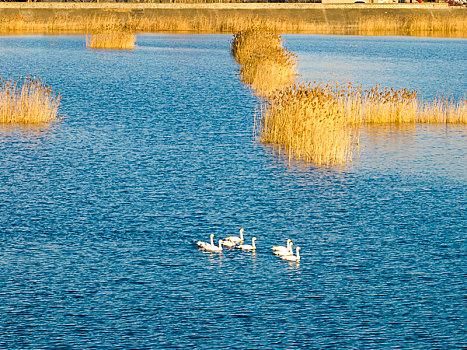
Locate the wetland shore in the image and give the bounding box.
[0,2,465,35]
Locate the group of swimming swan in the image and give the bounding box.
[271,238,301,262]
[197,228,301,262]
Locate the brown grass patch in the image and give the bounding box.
[85,15,135,50]
[86,31,135,50]
[231,26,297,96]
[258,81,466,165]
[0,76,61,124]
[232,26,466,166]
[355,14,466,36]
[260,83,354,166]
[0,12,465,37]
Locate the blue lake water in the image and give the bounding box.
[0,34,465,349]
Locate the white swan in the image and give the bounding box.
[204,239,223,253]
[224,228,244,244]
[274,243,294,257]
[237,237,257,251]
[221,240,236,248]
[272,239,293,254]
[197,233,214,250]
[281,246,301,262]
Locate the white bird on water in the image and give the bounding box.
[224,228,244,245]
[204,239,223,253]
[281,246,301,262]
[221,239,236,248]
[237,237,257,251]
[272,239,293,255]
[197,233,214,250]
[274,245,294,257]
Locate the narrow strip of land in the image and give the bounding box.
[0,3,462,25]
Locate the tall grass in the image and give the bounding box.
[332,82,467,124]
[0,14,304,35]
[259,81,466,165]
[260,83,354,166]
[0,76,60,124]
[86,31,136,50]
[85,15,135,49]
[355,15,466,36]
[231,26,297,96]
[0,13,465,38]
[231,26,466,166]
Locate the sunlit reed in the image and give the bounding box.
[86,31,135,50]
[259,81,466,165]
[355,15,466,36]
[259,83,354,166]
[231,26,297,96]
[0,13,464,38]
[336,82,467,125]
[85,15,135,49]
[0,76,61,124]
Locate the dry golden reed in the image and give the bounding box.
[231,26,297,96]
[85,15,135,49]
[0,76,61,124]
[0,13,465,38]
[233,26,466,166]
[86,31,135,50]
[336,83,467,125]
[260,83,354,166]
[0,14,302,35]
[355,15,466,37]
[259,81,466,165]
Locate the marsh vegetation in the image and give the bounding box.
[0,76,60,124]
[231,27,466,166]
[85,16,135,49]
[0,12,465,38]
[231,26,297,97]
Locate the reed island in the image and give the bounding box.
[231,26,466,166]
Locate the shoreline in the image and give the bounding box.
[0,3,452,9]
[1,2,465,36]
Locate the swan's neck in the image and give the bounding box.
[252,239,256,249]
[218,240,223,249]
[287,240,291,250]
[210,235,214,246]
[296,247,300,258]
[240,230,244,240]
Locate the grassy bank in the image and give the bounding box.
[0,3,465,37]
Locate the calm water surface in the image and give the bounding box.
[0,34,465,349]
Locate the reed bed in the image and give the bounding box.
[260,83,354,166]
[0,76,60,124]
[84,15,135,49]
[231,26,297,96]
[86,29,136,50]
[355,14,466,36]
[259,81,466,165]
[232,26,466,166]
[0,13,465,38]
[334,83,467,124]
[86,31,135,49]
[0,14,308,35]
